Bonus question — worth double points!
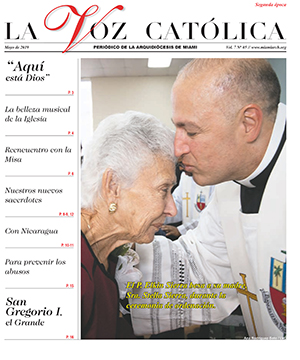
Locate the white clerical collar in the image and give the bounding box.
[236,103,286,188]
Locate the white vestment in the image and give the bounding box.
[165,172,213,234]
[129,104,286,338]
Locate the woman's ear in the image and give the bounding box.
[242,104,263,143]
[101,168,120,203]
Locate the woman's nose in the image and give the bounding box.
[165,194,177,218]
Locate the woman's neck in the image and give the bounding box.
[81,209,130,270]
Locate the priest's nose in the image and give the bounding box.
[174,129,190,157]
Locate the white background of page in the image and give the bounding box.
[1,0,297,357]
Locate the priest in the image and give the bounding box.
[129,59,286,339]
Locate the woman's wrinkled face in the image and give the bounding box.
[118,157,177,244]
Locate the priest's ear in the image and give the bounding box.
[101,168,120,204]
[241,104,263,143]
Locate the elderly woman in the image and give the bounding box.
[81,111,177,339]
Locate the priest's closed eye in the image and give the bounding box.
[187,132,197,137]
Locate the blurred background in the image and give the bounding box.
[80,58,286,154]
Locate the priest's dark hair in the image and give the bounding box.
[176,58,281,122]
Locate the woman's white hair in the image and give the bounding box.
[81,111,175,210]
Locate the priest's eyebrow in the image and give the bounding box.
[171,118,201,130]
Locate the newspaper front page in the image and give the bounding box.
[1,0,296,356]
